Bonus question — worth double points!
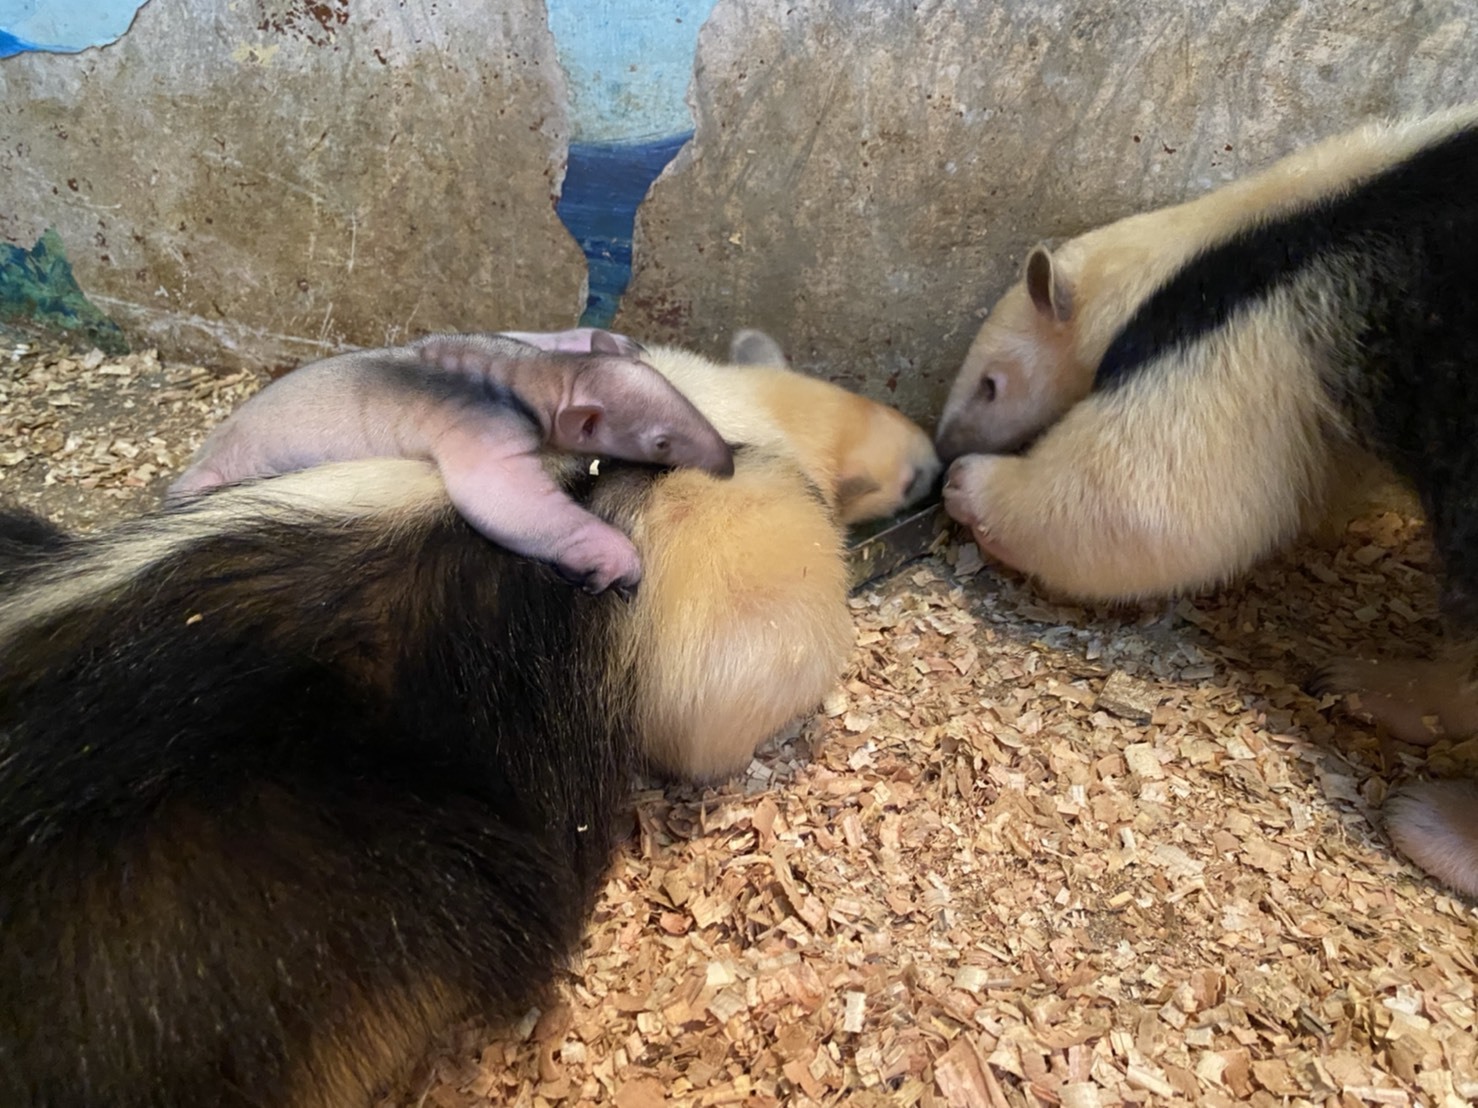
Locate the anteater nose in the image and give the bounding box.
[710,443,736,478]
[934,420,973,464]
[903,463,938,504]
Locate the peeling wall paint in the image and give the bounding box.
[614,0,1478,423]
[0,1,146,336]
[1,0,588,369]
[547,0,713,143]
[557,134,692,327]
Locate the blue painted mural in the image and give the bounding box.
[558,135,692,327]
[546,1,718,326]
[0,0,145,57]
[0,3,144,345]
[0,230,127,352]
[0,1,147,341]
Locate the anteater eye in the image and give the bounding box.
[979,375,998,402]
[652,436,671,454]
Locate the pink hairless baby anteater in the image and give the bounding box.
[169,328,734,594]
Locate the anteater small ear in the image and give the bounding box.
[1025,245,1073,324]
[590,330,646,358]
[728,329,789,367]
[835,473,883,513]
[554,404,604,446]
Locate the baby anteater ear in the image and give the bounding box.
[554,404,605,447]
[589,330,647,358]
[1025,245,1073,324]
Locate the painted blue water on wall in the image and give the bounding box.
[546,1,718,326]
[0,29,30,57]
[1,1,146,333]
[558,134,692,327]
[0,0,145,55]
[0,229,127,352]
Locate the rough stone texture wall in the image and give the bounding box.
[6,0,1478,417]
[0,0,586,369]
[616,0,1478,425]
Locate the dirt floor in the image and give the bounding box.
[4,337,1476,1108]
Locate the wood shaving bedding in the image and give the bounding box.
[5,339,1473,1108]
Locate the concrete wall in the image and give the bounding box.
[1,0,586,367]
[5,0,1478,423]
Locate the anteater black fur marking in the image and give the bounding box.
[1092,121,1478,631]
[0,465,651,1107]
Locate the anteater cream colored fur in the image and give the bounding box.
[936,104,1478,462]
[935,106,1478,901]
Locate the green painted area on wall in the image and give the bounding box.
[0,229,127,354]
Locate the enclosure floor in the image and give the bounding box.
[5,338,1475,1108]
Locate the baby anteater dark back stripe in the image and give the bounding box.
[1093,120,1478,390]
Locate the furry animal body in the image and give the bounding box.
[169,328,733,594]
[935,106,1478,899]
[0,336,938,1107]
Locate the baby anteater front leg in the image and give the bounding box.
[436,420,642,595]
